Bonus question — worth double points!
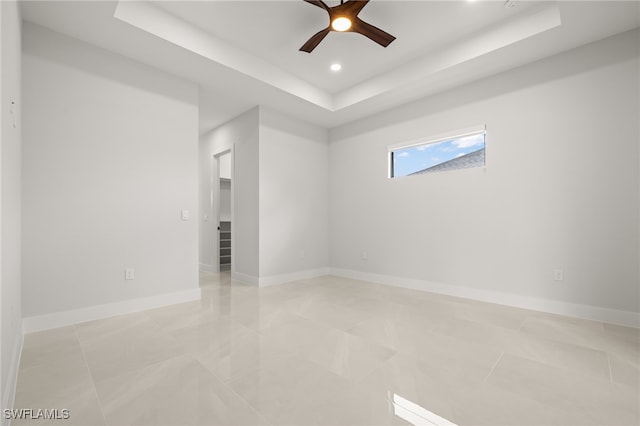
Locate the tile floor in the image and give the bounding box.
[12,272,640,425]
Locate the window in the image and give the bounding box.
[388,126,486,178]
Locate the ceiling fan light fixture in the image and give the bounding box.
[299,0,396,53]
[331,16,352,31]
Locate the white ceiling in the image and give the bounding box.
[154,0,538,93]
[20,1,640,134]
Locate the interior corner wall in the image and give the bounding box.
[259,107,329,282]
[22,23,199,318]
[1,0,23,418]
[200,107,259,281]
[329,29,640,318]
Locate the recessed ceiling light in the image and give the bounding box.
[330,63,342,72]
[331,17,352,32]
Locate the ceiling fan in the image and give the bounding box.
[299,0,396,53]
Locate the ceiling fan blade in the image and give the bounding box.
[299,27,331,52]
[303,0,331,12]
[342,0,369,16]
[352,17,395,47]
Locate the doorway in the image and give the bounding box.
[214,151,232,273]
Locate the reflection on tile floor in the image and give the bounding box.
[13,272,640,425]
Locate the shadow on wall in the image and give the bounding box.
[23,21,194,105]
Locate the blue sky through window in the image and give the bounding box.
[392,132,485,177]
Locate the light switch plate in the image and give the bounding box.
[125,268,135,280]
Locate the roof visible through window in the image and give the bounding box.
[390,132,485,178]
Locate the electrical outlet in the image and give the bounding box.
[553,269,564,281]
[361,251,368,260]
[125,268,135,280]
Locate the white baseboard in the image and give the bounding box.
[230,268,330,287]
[258,268,331,287]
[2,328,24,426]
[231,271,259,286]
[199,263,215,273]
[329,268,640,328]
[22,288,202,333]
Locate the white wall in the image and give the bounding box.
[200,108,259,279]
[199,107,329,284]
[0,0,22,419]
[219,152,231,180]
[329,30,640,320]
[22,24,199,318]
[219,153,231,221]
[219,180,231,222]
[259,107,329,282]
